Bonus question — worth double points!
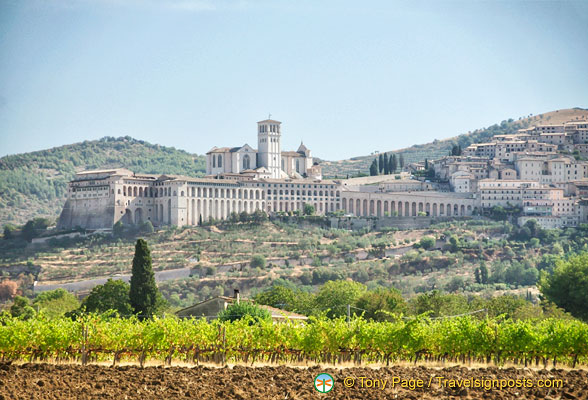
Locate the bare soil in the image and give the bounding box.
[0,363,586,399]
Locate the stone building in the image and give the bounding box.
[205,119,320,180]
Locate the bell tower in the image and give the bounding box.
[257,118,282,179]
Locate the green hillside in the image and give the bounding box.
[0,136,206,227]
[321,108,588,177]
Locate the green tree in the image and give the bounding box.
[369,159,378,176]
[355,288,406,321]
[390,154,397,173]
[378,154,384,173]
[139,220,154,234]
[82,279,133,316]
[33,289,79,319]
[10,296,36,320]
[254,285,298,311]
[445,276,465,293]
[419,236,435,250]
[113,220,124,237]
[474,268,481,284]
[383,153,389,174]
[539,252,588,320]
[3,224,17,240]
[218,301,271,323]
[303,203,315,216]
[313,280,366,318]
[399,154,404,169]
[480,262,489,284]
[410,291,469,318]
[129,239,163,319]
[448,235,460,252]
[250,255,266,269]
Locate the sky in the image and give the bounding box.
[0,0,587,161]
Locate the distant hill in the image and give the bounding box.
[0,137,206,227]
[321,108,588,177]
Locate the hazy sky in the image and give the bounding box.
[1,0,587,160]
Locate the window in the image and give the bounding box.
[243,154,251,170]
[218,155,222,168]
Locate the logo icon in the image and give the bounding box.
[314,373,334,393]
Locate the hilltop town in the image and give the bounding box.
[58,117,588,231]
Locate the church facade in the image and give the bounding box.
[205,119,321,180]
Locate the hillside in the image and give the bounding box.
[0,137,206,227]
[321,107,588,177]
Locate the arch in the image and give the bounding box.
[243,154,251,170]
[363,199,368,217]
[383,201,388,216]
[425,203,430,216]
[390,201,396,215]
[377,200,382,217]
[218,154,222,168]
[123,186,127,196]
[356,199,361,216]
[405,201,410,217]
[135,208,143,224]
[398,201,403,216]
[418,202,424,213]
[159,204,164,224]
[412,202,417,216]
[133,187,138,197]
[433,203,438,217]
[460,205,465,216]
[139,187,143,197]
[342,198,347,211]
[124,209,133,224]
[446,204,452,216]
[167,199,172,224]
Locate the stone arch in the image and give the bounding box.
[133,187,137,197]
[342,198,347,211]
[167,199,171,224]
[139,187,143,197]
[398,201,403,216]
[405,201,410,216]
[135,208,143,224]
[124,209,133,224]
[412,202,417,216]
[159,204,164,223]
[377,200,382,217]
[433,203,438,216]
[418,202,424,213]
[425,203,430,216]
[356,199,361,216]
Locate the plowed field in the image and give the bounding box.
[0,363,586,399]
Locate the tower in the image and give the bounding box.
[257,118,282,179]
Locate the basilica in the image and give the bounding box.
[205,118,322,180]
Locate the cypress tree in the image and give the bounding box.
[369,160,379,176]
[383,153,389,174]
[391,154,397,173]
[130,239,161,319]
[378,154,384,173]
[399,154,404,169]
